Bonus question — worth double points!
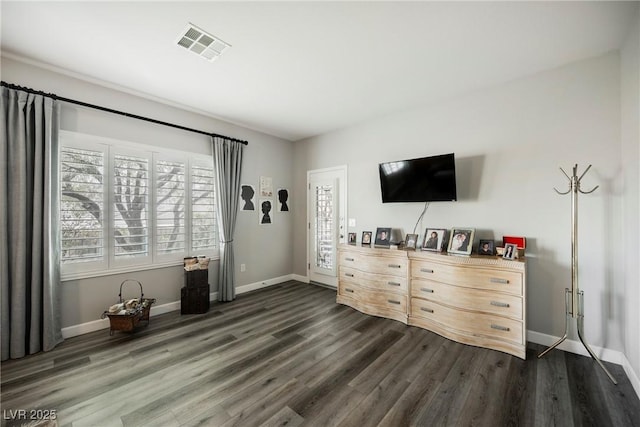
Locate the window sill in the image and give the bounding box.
[61,256,220,282]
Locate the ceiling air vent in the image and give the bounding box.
[176,23,230,62]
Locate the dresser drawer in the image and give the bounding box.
[410,279,522,319]
[339,281,407,313]
[340,265,408,292]
[411,260,522,295]
[339,251,408,277]
[410,298,523,345]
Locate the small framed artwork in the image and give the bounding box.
[362,231,372,246]
[478,239,494,256]
[503,243,518,260]
[448,228,475,255]
[259,199,273,225]
[405,233,418,250]
[277,188,289,212]
[374,227,392,248]
[348,232,357,245]
[422,228,447,252]
[240,184,255,211]
[259,176,273,197]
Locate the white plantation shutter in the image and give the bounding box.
[60,146,106,269]
[59,132,219,278]
[191,160,217,253]
[113,153,150,263]
[156,159,186,257]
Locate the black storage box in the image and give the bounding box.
[184,269,208,287]
[181,284,210,314]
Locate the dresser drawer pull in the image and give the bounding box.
[387,281,401,287]
[420,287,434,293]
[490,301,510,308]
[490,324,510,332]
[345,257,355,262]
[387,299,401,305]
[420,268,434,274]
[388,264,402,269]
[490,278,509,284]
[420,307,434,313]
[345,273,354,278]
[344,288,355,293]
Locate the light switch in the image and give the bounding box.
[348,218,356,227]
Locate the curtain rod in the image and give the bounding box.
[1,81,248,145]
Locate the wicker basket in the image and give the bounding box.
[101,279,156,336]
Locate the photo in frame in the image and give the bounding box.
[503,243,518,260]
[448,228,475,255]
[361,231,372,246]
[374,227,392,248]
[422,228,447,252]
[348,232,357,245]
[478,239,494,256]
[405,233,418,250]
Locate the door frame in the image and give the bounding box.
[306,165,348,288]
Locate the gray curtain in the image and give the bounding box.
[1,86,63,361]
[212,137,244,302]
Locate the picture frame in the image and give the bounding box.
[478,239,494,256]
[348,232,357,245]
[405,233,418,250]
[361,231,372,246]
[277,188,289,212]
[240,184,255,211]
[447,228,475,255]
[374,227,392,248]
[503,243,518,260]
[422,228,447,252]
[258,199,273,225]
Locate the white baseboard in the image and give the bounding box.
[61,275,300,339]
[528,330,639,398]
[622,353,640,399]
[61,300,181,339]
[291,274,309,283]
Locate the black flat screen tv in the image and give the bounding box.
[379,153,457,203]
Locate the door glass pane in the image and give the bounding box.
[315,183,334,269]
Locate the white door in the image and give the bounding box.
[307,166,347,288]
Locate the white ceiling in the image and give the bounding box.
[1,1,637,141]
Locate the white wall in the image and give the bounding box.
[621,9,640,381]
[1,56,295,328]
[294,52,625,356]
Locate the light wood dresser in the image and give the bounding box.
[337,244,527,359]
[336,245,408,324]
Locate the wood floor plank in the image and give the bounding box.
[534,346,575,427]
[455,348,513,426]
[260,405,304,427]
[1,281,638,427]
[498,344,540,427]
[414,344,489,426]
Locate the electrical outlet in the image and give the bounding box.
[240,263,246,272]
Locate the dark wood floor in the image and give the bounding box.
[1,281,639,427]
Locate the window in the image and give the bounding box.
[60,146,107,268]
[59,132,218,279]
[156,159,186,257]
[191,160,217,252]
